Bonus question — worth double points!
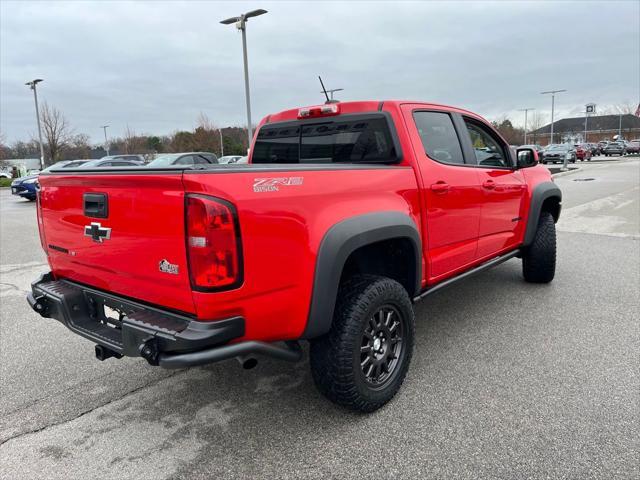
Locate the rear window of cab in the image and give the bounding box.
[252,114,399,164]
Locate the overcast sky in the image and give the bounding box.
[1,0,639,144]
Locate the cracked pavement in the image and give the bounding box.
[0,159,638,479]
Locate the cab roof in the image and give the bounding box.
[263,100,485,125]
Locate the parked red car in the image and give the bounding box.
[625,140,640,155]
[29,100,561,412]
[575,144,593,161]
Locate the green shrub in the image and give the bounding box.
[0,178,13,187]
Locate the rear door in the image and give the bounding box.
[38,172,196,314]
[402,105,482,281]
[459,117,527,258]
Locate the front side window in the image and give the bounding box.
[413,111,464,165]
[464,120,510,168]
[252,114,398,164]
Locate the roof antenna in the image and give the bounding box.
[318,76,330,104]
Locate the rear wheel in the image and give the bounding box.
[522,212,556,283]
[310,275,415,413]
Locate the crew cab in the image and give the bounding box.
[28,101,561,412]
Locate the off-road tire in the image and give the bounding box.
[309,275,415,413]
[522,212,556,283]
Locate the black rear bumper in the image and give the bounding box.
[28,273,303,368]
[28,273,245,365]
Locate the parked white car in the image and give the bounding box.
[218,155,243,164]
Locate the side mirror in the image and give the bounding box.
[516,147,538,168]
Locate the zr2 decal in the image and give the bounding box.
[253,177,303,192]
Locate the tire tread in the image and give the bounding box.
[310,275,414,413]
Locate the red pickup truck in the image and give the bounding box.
[28,100,561,412]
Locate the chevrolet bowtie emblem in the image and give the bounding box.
[84,222,111,243]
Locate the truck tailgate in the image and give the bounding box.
[38,173,196,314]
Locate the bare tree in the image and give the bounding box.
[0,130,11,170]
[196,112,216,131]
[123,125,147,154]
[612,102,636,115]
[194,112,222,155]
[40,102,72,165]
[600,102,637,115]
[62,133,92,160]
[528,111,547,144]
[0,130,8,161]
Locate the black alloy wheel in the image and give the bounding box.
[359,305,404,389]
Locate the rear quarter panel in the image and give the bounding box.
[183,167,420,341]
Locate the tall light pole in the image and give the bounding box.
[221,8,267,151]
[618,113,623,139]
[541,89,567,146]
[219,128,224,157]
[100,125,110,156]
[518,108,535,145]
[25,79,45,170]
[583,104,595,143]
[320,87,344,102]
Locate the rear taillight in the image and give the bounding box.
[186,194,243,290]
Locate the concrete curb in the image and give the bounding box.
[551,167,581,178]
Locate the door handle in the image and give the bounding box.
[430,182,450,194]
[482,180,496,190]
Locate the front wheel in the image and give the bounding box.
[522,212,556,283]
[310,275,415,413]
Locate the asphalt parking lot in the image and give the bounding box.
[1,159,638,479]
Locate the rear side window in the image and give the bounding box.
[413,111,464,165]
[252,114,398,164]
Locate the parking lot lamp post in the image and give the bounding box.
[541,89,567,169]
[321,88,344,102]
[101,125,110,156]
[618,114,622,139]
[518,108,534,145]
[541,89,566,146]
[219,129,224,157]
[221,9,268,151]
[584,113,592,144]
[25,79,45,170]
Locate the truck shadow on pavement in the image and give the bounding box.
[25,260,563,478]
[6,258,585,480]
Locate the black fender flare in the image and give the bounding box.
[302,211,421,339]
[523,182,562,247]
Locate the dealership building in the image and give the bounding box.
[530,114,640,145]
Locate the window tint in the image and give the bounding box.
[413,111,464,165]
[253,127,299,163]
[464,120,510,168]
[300,118,393,163]
[113,161,133,166]
[252,115,398,164]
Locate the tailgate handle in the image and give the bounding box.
[84,193,108,218]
